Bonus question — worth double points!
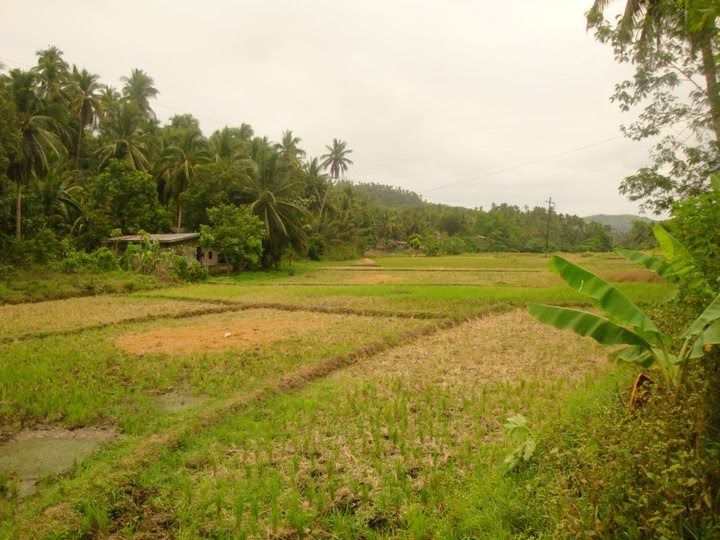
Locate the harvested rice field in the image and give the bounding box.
[0,253,669,537]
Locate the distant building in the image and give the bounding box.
[105,233,226,270]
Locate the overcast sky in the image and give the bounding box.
[2,0,669,217]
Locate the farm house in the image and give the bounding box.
[105,233,226,269]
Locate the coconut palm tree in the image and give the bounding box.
[245,145,307,266]
[160,130,210,229]
[120,68,159,119]
[276,129,306,165]
[303,157,333,232]
[320,138,353,180]
[96,101,150,171]
[68,66,101,171]
[209,126,244,161]
[208,124,255,162]
[4,69,64,239]
[33,46,69,105]
[33,169,84,234]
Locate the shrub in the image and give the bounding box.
[0,263,17,280]
[200,204,265,271]
[164,254,208,282]
[123,236,160,274]
[62,247,120,273]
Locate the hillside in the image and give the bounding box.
[583,214,654,233]
[352,182,425,207]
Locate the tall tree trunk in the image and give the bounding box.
[176,203,183,231]
[74,121,84,172]
[699,33,720,151]
[15,182,22,240]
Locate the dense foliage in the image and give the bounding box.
[200,205,265,271]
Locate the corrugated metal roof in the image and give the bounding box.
[109,233,200,244]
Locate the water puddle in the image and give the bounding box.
[0,428,118,497]
[157,392,208,413]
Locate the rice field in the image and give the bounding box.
[0,253,669,537]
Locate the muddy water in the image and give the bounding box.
[0,428,118,497]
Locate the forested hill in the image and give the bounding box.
[352,182,424,207]
[584,214,655,233]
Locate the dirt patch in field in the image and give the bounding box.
[603,269,661,283]
[116,312,327,355]
[355,258,378,267]
[0,427,119,497]
[352,273,400,284]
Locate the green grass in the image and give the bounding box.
[0,269,160,305]
[0,252,679,537]
[0,309,434,433]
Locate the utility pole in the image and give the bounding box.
[544,196,555,256]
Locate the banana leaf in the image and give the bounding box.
[527,303,652,348]
[689,320,720,359]
[711,173,720,192]
[653,226,712,295]
[551,256,665,345]
[616,248,673,279]
[610,345,654,368]
[683,291,720,338]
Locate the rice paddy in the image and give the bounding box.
[0,253,668,537]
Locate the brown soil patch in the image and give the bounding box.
[0,427,119,497]
[116,312,327,355]
[355,258,378,267]
[352,273,400,284]
[603,269,661,283]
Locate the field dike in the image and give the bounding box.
[141,294,453,320]
[12,305,510,536]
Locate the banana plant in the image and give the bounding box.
[617,224,715,298]
[528,256,720,390]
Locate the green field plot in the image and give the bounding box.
[6,310,617,537]
[0,309,435,433]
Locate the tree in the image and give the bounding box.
[120,68,158,119]
[159,129,210,229]
[200,204,266,270]
[276,129,305,165]
[303,157,332,232]
[246,145,308,267]
[208,126,252,161]
[4,69,64,239]
[33,46,69,105]
[0,87,20,179]
[83,159,170,244]
[97,102,150,171]
[68,66,101,171]
[182,160,256,229]
[588,0,720,212]
[320,138,353,180]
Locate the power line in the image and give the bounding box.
[419,135,626,195]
